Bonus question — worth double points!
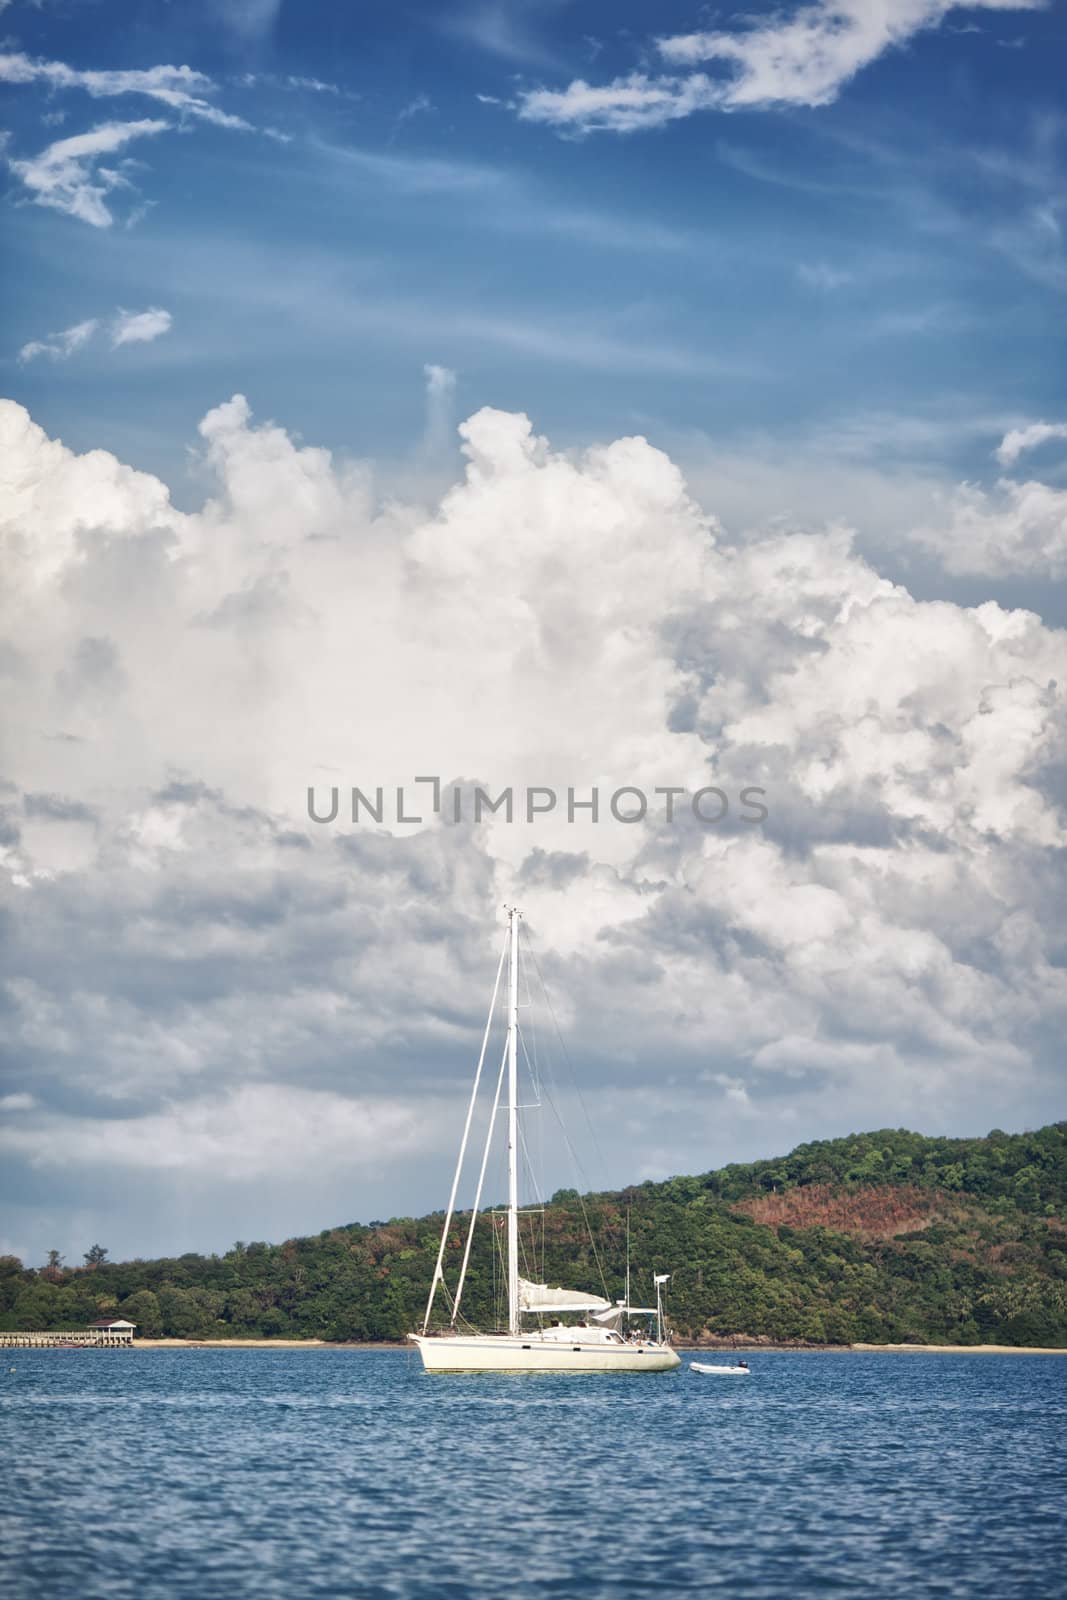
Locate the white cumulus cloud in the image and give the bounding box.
[913,421,1067,577]
[914,477,1067,578]
[0,393,1064,1259]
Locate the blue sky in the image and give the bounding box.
[3,1,1066,500]
[2,2,1066,1264]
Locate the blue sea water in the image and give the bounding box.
[2,1349,1065,1600]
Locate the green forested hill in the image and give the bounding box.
[3,1122,1065,1346]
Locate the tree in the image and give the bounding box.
[42,1250,65,1282]
[0,1256,29,1322]
[13,1281,71,1330]
[0,1121,1056,1346]
[120,1290,163,1339]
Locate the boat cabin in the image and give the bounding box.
[538,1323,623,1344]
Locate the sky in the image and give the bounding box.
[1,0,1066,1267]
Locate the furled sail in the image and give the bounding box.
[518,1277,613,1314]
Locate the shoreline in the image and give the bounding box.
[125,1338,1067,1354]
[131,1338,404,1350]
[848,1342,1067,1355]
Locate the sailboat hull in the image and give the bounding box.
[411,1335,681,1373]
[413,913,681,1372]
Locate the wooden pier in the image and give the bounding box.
[0,1329,135,1348]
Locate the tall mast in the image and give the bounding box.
[625,1208,631,1310]
[506,905,520,1336]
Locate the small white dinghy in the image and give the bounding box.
[690,1361,751,1376]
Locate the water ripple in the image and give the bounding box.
[1,1350,1064,1599]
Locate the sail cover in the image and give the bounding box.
[518,1277,613,1314]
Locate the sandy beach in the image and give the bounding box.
[127,1338,1067,1354]
[850,1342,1067,1355]
[131,1338,407,1350]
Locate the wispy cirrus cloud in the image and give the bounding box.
[518,71,717,135]
[443,0,566,69]
[286,75,341,95]
[714,109,1067,299]
[420,362,458,461]
[315,136,696,255]
[18,317,99,364]
[517,0,1045,133]
[797,261,855,290]
[216,0,283,41]
[995,420,1067,466]
[1,49,260,224]
[17,306,173,361]
[314,138,507,193]
[235,72,347,97]
[0,52,253,130]
[111,307,173,347]
[655,0,1045,110]
[7,119,169,226]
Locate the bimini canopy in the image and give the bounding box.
[591,1304,658,1323]
[518,1277,612,1315]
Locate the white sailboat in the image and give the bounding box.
[411,907,681,1374]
